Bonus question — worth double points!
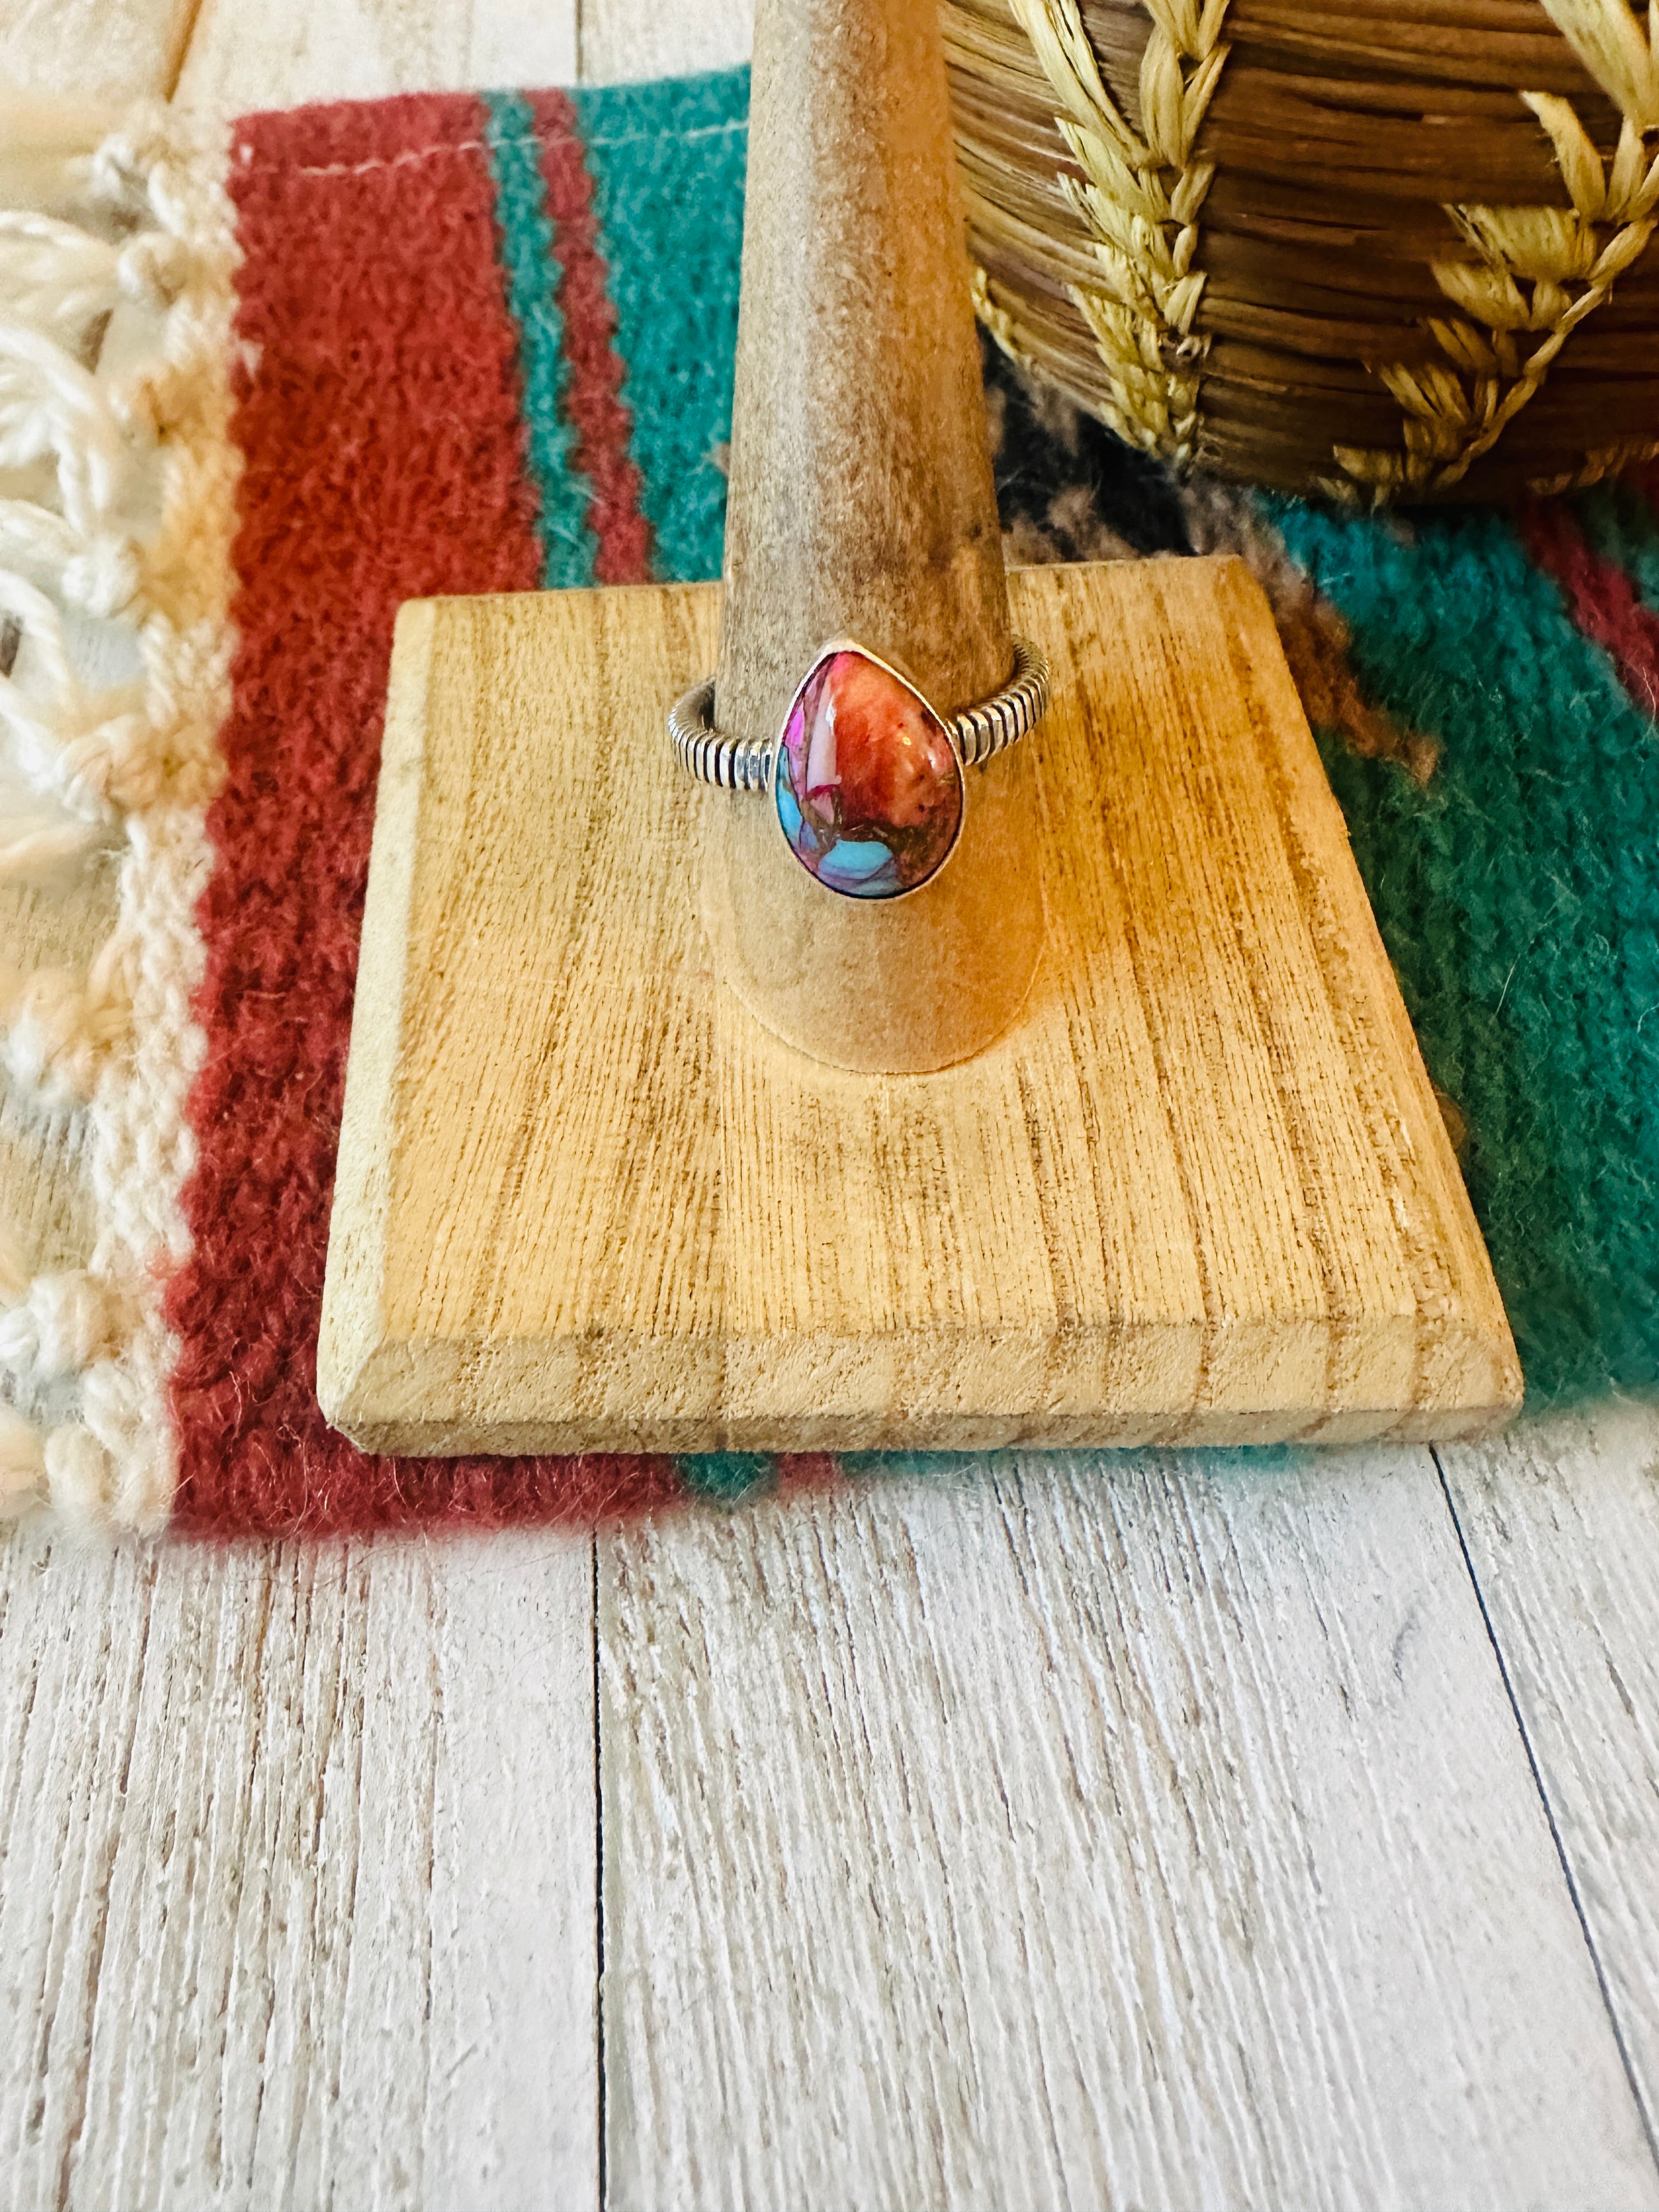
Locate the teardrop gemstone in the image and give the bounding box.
[773,646,964,899]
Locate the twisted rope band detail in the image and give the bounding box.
[669,635,1051,790]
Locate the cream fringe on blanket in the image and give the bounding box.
[0,99,235,1533]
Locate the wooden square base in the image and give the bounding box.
[318,559,1521,1454]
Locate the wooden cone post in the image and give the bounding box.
[704,0,1042,1073]
[315,0,1522,1455]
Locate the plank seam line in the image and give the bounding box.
[1432,1443,1659,2176]
[592,1532,607,2212]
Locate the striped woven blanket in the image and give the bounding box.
[2,71,1655,1536]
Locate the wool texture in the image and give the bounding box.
[164,93,677,1531]
[3,66,1658,1535]
[1271,496,1659,1400]
[520,91,653,585]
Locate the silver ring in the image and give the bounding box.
[667,636,1049,901]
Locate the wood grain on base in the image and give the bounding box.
[318,556,1521,1455]
[0,1522,599,2212]
[599,1451,1659,2210]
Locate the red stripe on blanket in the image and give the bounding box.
[524,89,653,585]
[168,92,680,1532]
[775,1453,847,1494]
[1519,498,1659,720]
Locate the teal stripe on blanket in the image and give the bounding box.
[677,1453,776,1503]
[1268,496,1659,1402]
[484,89,598,588]
[1577,481,1659,615]
[569,70,748,584]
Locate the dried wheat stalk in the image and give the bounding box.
[969,261,1037,373]
[1335,0,1659,500]
[1001,0,1232,467]
[1528,431,1659,495]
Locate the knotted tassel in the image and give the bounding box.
[0,99,236,1537]
[0,949,129,1107]
[0,1402,116,1528]
[0,1220,126,1386]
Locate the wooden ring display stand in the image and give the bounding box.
[317,0,1522,1456]
[706,0,1041,1074]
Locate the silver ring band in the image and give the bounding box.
[669,635,1049,790]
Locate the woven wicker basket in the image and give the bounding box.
[943,0,1659,500]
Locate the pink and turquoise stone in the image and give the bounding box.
[773,647,964,899]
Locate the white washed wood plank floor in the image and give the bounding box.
[3,2,1659,2206]
[601,1447,1656,2209]
[1440,1399,1659,2150]
[0,1528,599,2212]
